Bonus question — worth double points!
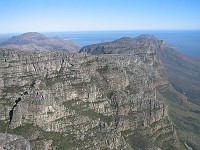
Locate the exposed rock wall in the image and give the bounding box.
[0,48,176,149]
[0,133,30,150]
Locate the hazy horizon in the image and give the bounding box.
[0,0,200,33]
[0,29,200,35]
[1,30,200,59]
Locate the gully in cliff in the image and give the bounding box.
[9,97,21,126]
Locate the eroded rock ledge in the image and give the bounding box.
[0,48,177,149]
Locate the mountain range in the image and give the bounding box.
[80,34,200,106]
[0,32,199,150]
[0,32,80,52]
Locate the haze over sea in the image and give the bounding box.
[1,30,200,59]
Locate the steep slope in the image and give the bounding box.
[80,35,200,105]
[0,32,80,52]
[80,35,167,55]
[80,35,200,149]
[157,84,200,150]
[0,48,178,149]
[157,47,200,105]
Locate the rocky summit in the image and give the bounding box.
[0,35,199,150]
[80,35,167,55]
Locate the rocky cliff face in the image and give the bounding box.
[80,35,167,55]
[0,43,177,149]
[0,133,30,150]
[80,35,200,150]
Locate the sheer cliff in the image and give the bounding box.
[80,35,200,150]
[0,45,178,150]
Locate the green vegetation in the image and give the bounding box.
[81,59,97,66]
[149,117,170,128]
[121,129,133,136]
[43,72,81,89]
[125,85,138,94]
[44,77,53,87]
[9,123,37,136]
[159,48,200,105]
[44,75,64,87]
[90,76,99,85]
[121,126,177,150]
[8,123,85,150]
[123,129,153,149]
[161,143,180,150]
[2,86,24,94]
[158,85,200,150]
[47,111,54,115]
[0,120,9,133]
[96,65,109,74]
[111,66,119,70]
[42,131,80,150]
[63,99,114,124]
[0,94,13,106]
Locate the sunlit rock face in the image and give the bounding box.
[0,43,176,149]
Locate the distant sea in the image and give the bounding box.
[1,30,200,59]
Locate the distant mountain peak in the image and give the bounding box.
[0,32,80,52]
[15,32,47,40]
[118,36,133,40]
[21,32,46,36]
[21,32,44,36]
[136,34,158,40]
[113,36,135,43]
[80,34,167,55]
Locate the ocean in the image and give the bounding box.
[1,30,200,59]
[46,30,200,59]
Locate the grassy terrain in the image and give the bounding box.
[8,123,83,150]
[158,47,200,105]
[158,85,200,150]
[63,99,114,124]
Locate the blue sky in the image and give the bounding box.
[0,0,200,33]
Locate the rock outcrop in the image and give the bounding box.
[0,45,178,149]
[80,35,167,55]
[80,35,200,150]
[0,133,30,150]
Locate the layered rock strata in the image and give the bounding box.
[0,47,176,149]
